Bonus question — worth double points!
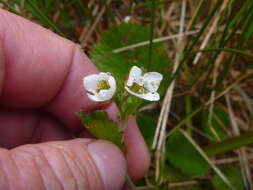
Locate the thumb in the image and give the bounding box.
[0,139,127,190]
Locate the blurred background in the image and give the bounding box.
[1,0,253,189]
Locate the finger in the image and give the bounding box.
[0,9,150,180]
[0,108,71,148]
[122,184,133,190]
[124,117,150,180]
[0,9,99,131]
[104,104,150,180]
[0,139,127,190]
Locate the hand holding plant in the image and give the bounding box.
[81,65,163,189]
[0,9,151,190]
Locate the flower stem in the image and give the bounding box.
[126,175,137,190]
[204,132,253,156]
[148,0,156,71]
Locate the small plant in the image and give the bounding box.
[80,65,163,188]
[80,65,163,148]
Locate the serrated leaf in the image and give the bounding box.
[80,111,125,152]
[166,131,209,176]
[91,24,171,95]
[121,96,143,117]
[202,108,230,142]
[212,167,244,190]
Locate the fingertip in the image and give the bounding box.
[0,38,4,96]
[88,140,127,190]
[104,104,150,180]
[6,139,127,190]
[124,116,150,180]
[103,102,120,123]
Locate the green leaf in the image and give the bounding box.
[202,108,230,142]
[121,96,143,117]
[137,113,157,148]
[212,167,244,190]
[79,111,125,152]
[166,131,209,176]
[91,24,171,95]
[204,132,253,156]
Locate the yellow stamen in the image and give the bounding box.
[96,80,110,93]
[129,82,148,94]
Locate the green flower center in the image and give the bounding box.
[96,80,110,93]
[129,82,149,94]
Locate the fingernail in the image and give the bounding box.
[87,140,127,190]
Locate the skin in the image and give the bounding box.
[0,9,150,190]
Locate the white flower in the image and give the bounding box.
[125,66,163,101]
[83,72,116,102]
[124,16,131,23]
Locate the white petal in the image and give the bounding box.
[143,72,163,92]
[97,76,116,101]
[140,92,160,101]
[83,74,101,92]
[84,72,110,89]
[87,87,115,102]
[83,72,111,91]
[97,89,112,101]
[125,87,160,101]
[98,72,111,80]
[87,93,102,102]
[125,86,143,99]
[124,16,131,23]
[126,66,142,86]
[108,75,116,93]
[83,72,116,102]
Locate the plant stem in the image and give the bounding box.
[147,0,156,71]
[0,0,20,14]
[204,132,253,156]
[126,175,137,190]
[185,94,193,134]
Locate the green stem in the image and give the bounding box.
[185,94,193,134]
[26,0,65,36]
[114,92,131,132]
[147,0,156,71]
[204,132,253,156]
[198,48,253,58]
[126,175,137,190]
[0,0,20,14]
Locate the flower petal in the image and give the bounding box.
[126,66,143,86]
[125,87,160,101]
[83,74,101,92]
[97,75,116,101]
[98,72,111,80]
[87,92,103,102]
[141,92,160,101]
[97,89,113,101]
[143,72,163,92]
[125,86,143,98]
[108,75,116,93]
[83,72,116,102]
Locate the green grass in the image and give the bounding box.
[1,0,253,189]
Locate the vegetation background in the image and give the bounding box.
[1,0,253,189]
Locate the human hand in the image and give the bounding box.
[0,9,149,190]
